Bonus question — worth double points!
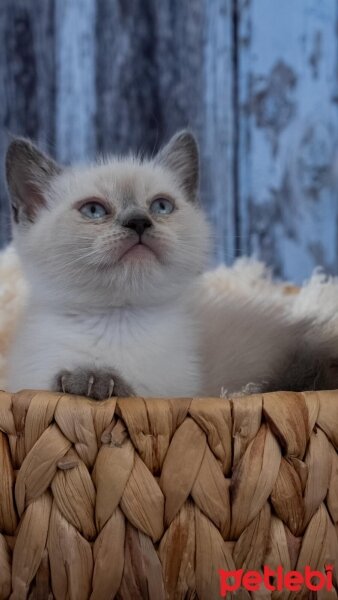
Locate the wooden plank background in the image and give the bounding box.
[0,0,337,283]
[237,0,338,281]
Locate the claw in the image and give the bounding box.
[61,375,67,393]
[87,375,94,397]
[108,378,115,398]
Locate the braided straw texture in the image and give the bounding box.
[0,390,336,599]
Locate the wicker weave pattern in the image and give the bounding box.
[0,390,337,599]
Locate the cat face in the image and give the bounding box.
[6,131,211,308]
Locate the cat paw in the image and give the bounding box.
[53,367,135,400]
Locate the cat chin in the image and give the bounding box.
[118,242,158,262]
[98,265,193,308]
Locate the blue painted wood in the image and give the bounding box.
[237,0,338,282]
[200,0,236,264]
[54,0,97,163]
[95,0,160,157]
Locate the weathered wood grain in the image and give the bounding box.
[0,0,55,245]
[237,0,338,281]
[54,0,96,163]
[199,0,235,263]
[95,0,159,156]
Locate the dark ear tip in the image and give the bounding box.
[6,137,61,185]
[6,137,34,174]
[169,131,199,167]
[6,136,34,155]
[155,129,200,198]
[173,129,198,148]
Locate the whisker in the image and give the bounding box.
[50,249,105,270]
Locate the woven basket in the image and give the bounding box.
[0,390,337,599]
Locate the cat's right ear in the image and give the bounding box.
[154,130,199,200]
[5,138,62,225]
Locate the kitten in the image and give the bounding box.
[5,131,338,399]
[5,131,210,398]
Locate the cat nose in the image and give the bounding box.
[122,214,152,236]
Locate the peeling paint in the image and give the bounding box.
[307,241,335,273]
[269,171,299,240]
[308,30,322,78]
[250,61,297,155]
[297,122,335,200]
[249,200,284,277]
[238,0,338,282]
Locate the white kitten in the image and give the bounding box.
[5,131,338,399]
[5,132,210,398]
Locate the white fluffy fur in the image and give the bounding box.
[188,265,296,395]
[292,268,338,326]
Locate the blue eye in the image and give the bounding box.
[150,197,174,215]
[79,202,108,219]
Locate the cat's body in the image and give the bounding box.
[9,301,199,396]
[189,282,338,396]
[5,131,338,398]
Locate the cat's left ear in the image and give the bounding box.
[5,138,62,225]
[155,130,199,200]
